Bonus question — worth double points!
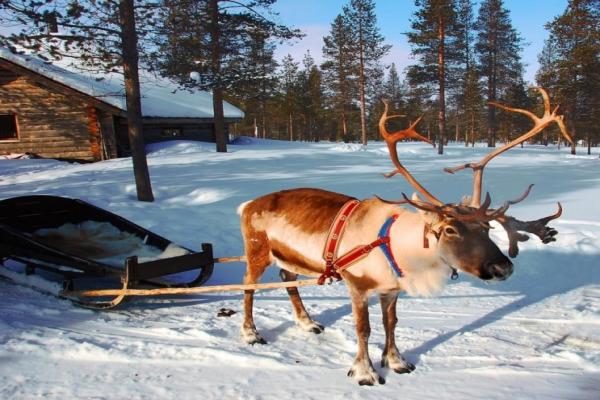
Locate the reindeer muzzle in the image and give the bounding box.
[482,257,513,281]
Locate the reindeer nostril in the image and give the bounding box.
[491,261,513,280]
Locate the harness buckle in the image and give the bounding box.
[450,267,459,280]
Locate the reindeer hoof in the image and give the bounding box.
[347,363,384,386]
[298,319,325,334]
[249,337,267,345]
[381,354,416,374]
[393,363,415,374]
[242,328,267,345]
[310,322,325,334]
[356,375,385,386]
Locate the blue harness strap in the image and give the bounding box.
[378,215,404,277]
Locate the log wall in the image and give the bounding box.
[0,66,106,161]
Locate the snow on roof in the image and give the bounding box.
[0,48,244,119]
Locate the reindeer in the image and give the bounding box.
[237,88,573,385]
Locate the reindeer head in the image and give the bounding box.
[378,88,573,281]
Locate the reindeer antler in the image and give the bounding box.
[379,90,567,257]
[445,88,574,207]
[496,203,563,257]
[379,100,442,206]
[441,88,571,255]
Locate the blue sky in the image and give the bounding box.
[272,0,569,83]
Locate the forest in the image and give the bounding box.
[1,0,598,156]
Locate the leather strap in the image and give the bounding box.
[318,200,405,284]
[319,200,360,285]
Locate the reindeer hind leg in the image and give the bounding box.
[279,269,324,334]
[241,230,271,345]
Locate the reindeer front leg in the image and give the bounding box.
[380,291,415,374]
[347,288,385,386]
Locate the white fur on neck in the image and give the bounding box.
[388,208,451,297]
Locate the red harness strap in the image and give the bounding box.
[319,200,360,285]
[318,200,401,285]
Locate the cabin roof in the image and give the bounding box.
[0,49,244,120]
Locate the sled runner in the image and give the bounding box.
[0,195,214,309]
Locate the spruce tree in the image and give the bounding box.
[297,52,325,142]
[475,0,523,147]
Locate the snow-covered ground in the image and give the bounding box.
[0,138,598,399]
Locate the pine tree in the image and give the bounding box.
[407,0,458,154]
[0,0,156,201]
[475,0,523,147]
[226,29,278,139]
[297,52,325,142]
[280,54,299,141]
[498,79,533,144]
[365,63,386,139]
[453,0,482,146]
[541,0,600,155]
[152,0,301,152]
[321,13,357,141]
[384,63,405,113]
[306,65,325,141]
[345,0,390,146]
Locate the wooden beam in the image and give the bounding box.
[62,278,321,298]
[140,117,243,124]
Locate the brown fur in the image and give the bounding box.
[244,188,353,235]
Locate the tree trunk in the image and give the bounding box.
[487,39,497,147]
[288,112,293,141]
[358,30,367,147]
[587,133,591,155]
[213,86,227,152]
[119,0,153,202]
[261,100,267,139]
[570,119,576,155]
[470,113,475,147]
[455,113,459,143]
[437,10,446,155]
[209,0,227,152]
[341,111,347,140]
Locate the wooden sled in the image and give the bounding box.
[0,195,214,309]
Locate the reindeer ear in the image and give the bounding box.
[412,193,440,224]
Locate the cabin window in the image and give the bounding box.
[162,128,183,138]
[0,114,18,140]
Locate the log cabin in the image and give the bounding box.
[0,49,244,161]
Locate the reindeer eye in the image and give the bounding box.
[444,226,458,236]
